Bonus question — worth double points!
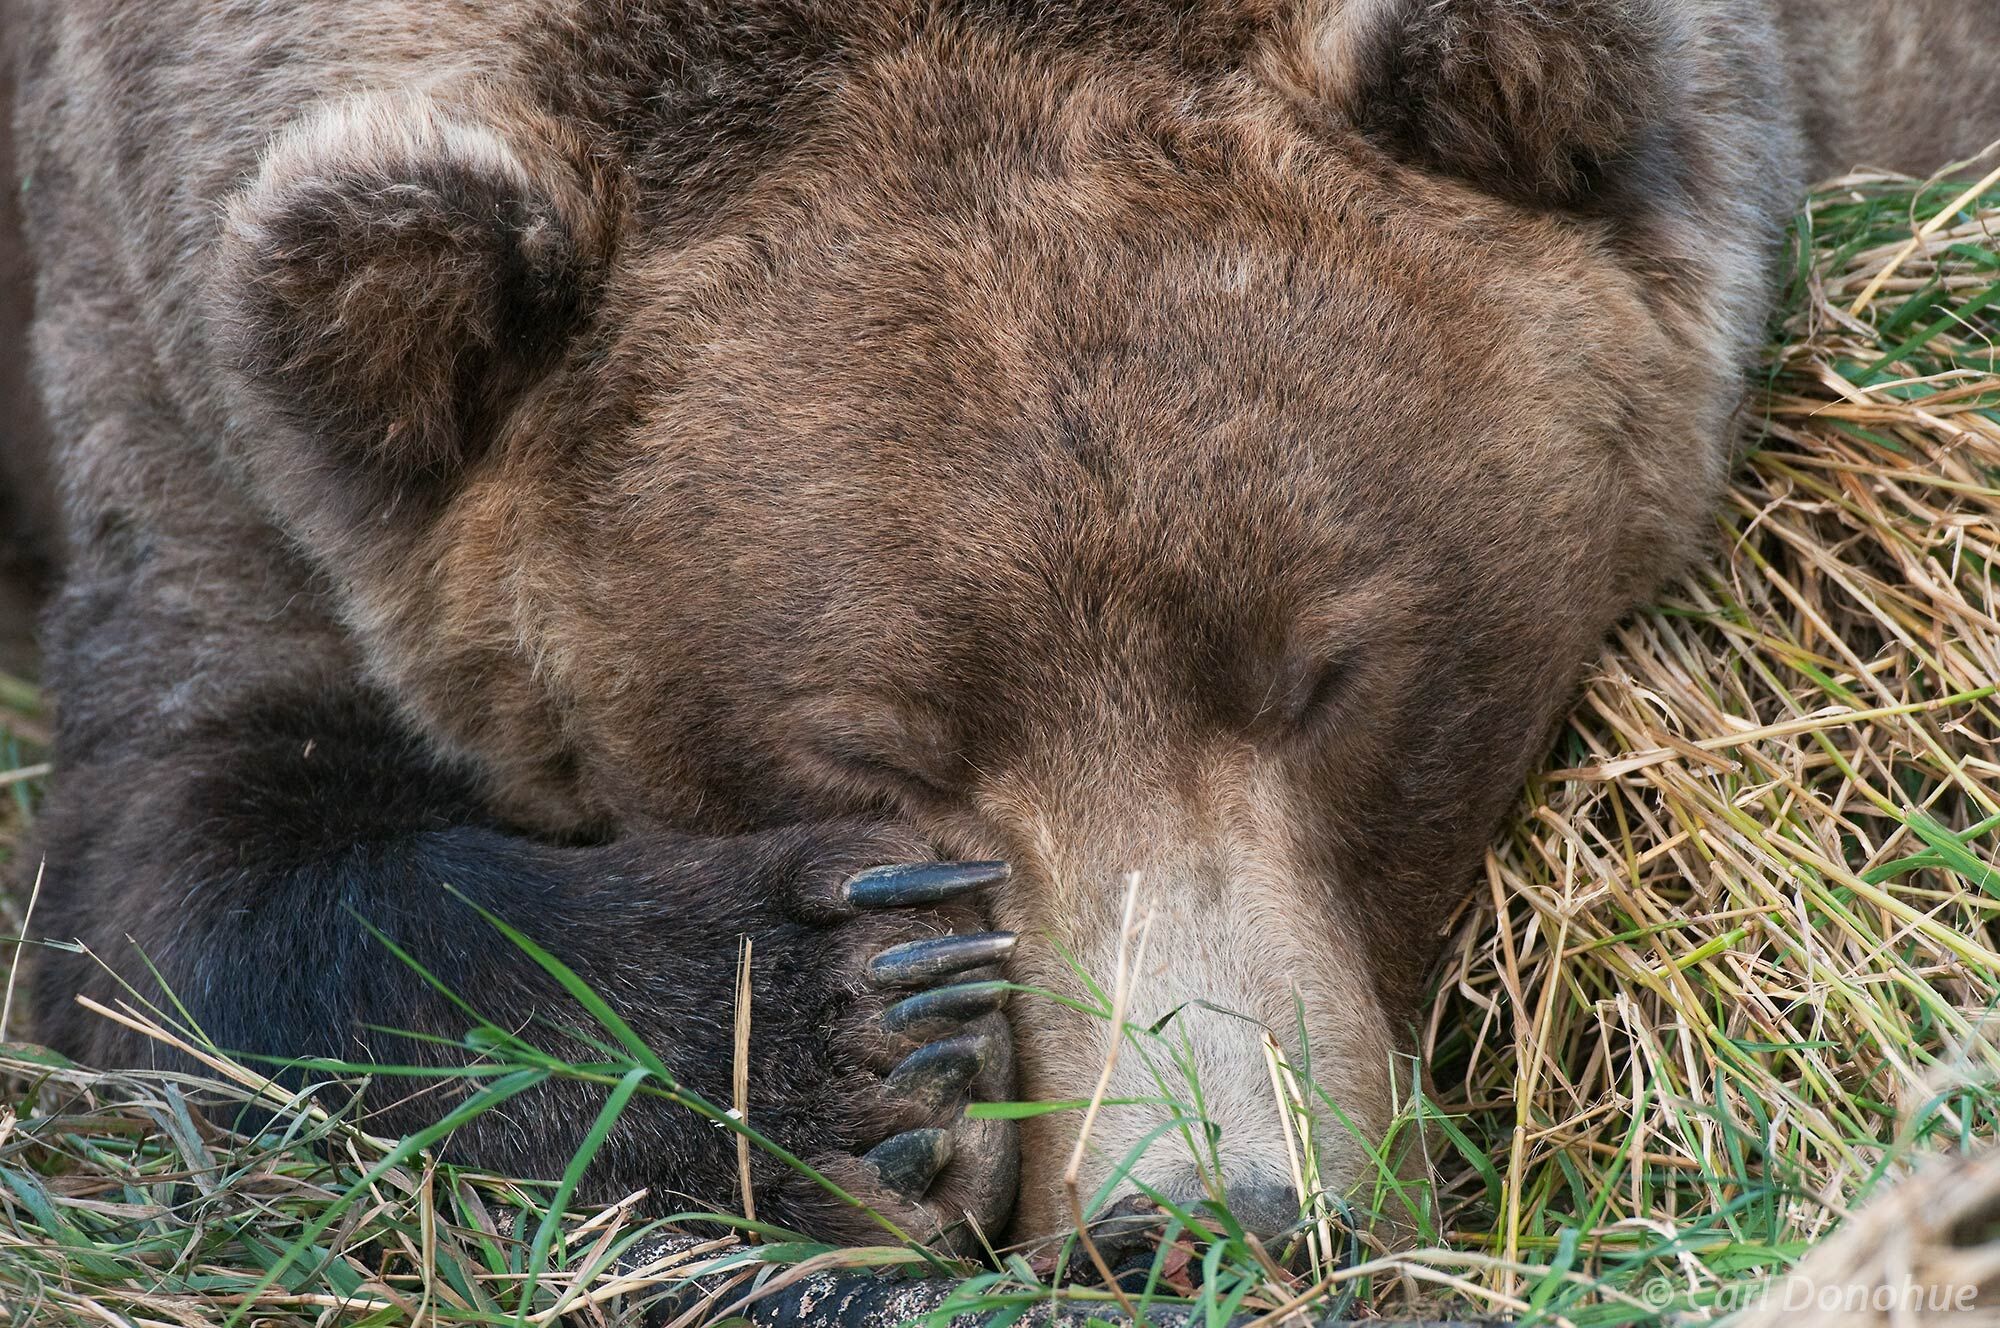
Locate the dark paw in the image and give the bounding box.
[786,857,1020,1251]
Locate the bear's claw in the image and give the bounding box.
[866,932,1018,986]
[880,980,1010,1041]
[844,859,1011,909]
[860,1127,955,1197]
[883,1032,993,1118]
[801,847,1019,1245]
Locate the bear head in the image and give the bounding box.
[214,0,1785,1242]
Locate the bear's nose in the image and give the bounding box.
[1212,1177,1302,1238]
[1158,1169,1302,1238]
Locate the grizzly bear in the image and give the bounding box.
[6,0,1997,1250]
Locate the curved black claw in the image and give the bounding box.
[844,860,1011,910]
[861,1127,955,1198]
[867,933,1017,987]
[883,1033,992,1118]
[881,980,1011,1041]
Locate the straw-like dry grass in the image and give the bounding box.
[1,170,1997,1326]
[1418,166,2000,1322]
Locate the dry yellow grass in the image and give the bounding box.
[1415,168,2000,1321]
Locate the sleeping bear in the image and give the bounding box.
[8,0,1998,1248]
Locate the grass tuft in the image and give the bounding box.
[1418,168,2000,1323]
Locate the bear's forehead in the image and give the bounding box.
[611,177,1615,531]
[586,164,1630,655]
[580,0,1649,513]
[529,0,1303,222]
[547,2,1653,715]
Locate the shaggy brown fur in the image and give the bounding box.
[5,0,1997,1248]
[0,44,48,679]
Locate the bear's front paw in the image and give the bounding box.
[770,853,1021,1252]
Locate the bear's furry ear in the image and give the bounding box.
[218,91,623,477]
[1274,0,1683,206]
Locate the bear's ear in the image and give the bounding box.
[218,91,623,477]
[1274,0,1682,206]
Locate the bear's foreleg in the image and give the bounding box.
[28,686,1018,1247]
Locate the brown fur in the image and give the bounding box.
[7,0,1998,1245]
[0,38,49,679]
[1779,0,2000,176]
